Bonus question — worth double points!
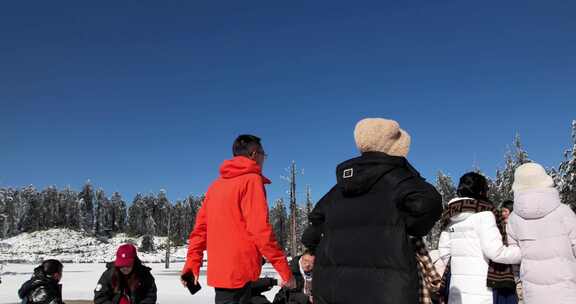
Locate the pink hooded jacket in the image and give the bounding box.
[507,187,576,304]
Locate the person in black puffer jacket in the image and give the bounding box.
[302,118,442,304]
[18,259,65,304]
[94,244,157,304]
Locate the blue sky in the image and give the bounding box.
[1,1,575,204]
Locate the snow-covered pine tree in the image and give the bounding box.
[94,188,107,236]
[61,186,80,230]
[170,200,186,245]
[41,186,59,229]
[436,172,457,208]
[78,182,95,234]
[180,198,193,243]
[302,185,314,252]
[295,205,306,254]
[155,190,171,236]
[184,195,202,238]
[288,161,298,257]
[488,170,504,205]
[94,188,106,235]
[140,234,155,253]
[492,134,531,205]
[0,188,19,238]
[110,192,127,233]
[55,187,69,228]
[143,194,157,236]
[559,120,576,210]
[18,185,41,232]
[3,188,18,237]
[0,189,7,238]
[270,198,288,251]
[426,172,456,249]
[128,193,144,236]
[548,167,562,190]
[144,210,156,237]
[304,185,313,221]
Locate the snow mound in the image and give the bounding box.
[0,228,188,264]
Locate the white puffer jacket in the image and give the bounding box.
[438,197,521,304]
[507,187,576,304]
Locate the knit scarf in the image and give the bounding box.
[412,237,443,304]
[440,199,516,290]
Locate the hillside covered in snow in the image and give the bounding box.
[0,228,188,263]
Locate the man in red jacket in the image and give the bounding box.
[182,134,295,304]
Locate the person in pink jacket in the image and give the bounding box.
[507,162,576,304]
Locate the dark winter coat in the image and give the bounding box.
[93,262,157,304]
[273,256,311,304]
[18,265,64,304]
[249,277,277,304]
[302,152,442,304]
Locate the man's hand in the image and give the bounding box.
[181,273,199,287]
[281,276,297,289]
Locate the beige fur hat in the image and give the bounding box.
[353,118,411,157]
[512,162,555,193]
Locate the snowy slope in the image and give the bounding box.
[0,228,188,263]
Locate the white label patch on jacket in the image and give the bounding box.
[343,168,354,179]
[95,283,102,291]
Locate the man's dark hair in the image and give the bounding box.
[41,259,63,276]
[457,172,489,201]
[302,248,315,256]
[232,134,262,157]
[501,200,514,212]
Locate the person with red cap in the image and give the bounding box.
[182,134,295,304]
[94,243,157,304]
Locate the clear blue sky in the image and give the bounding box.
[1,1,575,204]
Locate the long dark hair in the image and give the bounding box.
[41,259,63,277]
[111,257,144,292]
[457,172,489,201]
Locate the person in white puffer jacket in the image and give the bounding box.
[438,172,521,304]
[507,162,576,304]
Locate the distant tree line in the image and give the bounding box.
[426,120,576,248]
[0,184,203,246]
[2,121,575,253]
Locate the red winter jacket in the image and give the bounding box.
[182,156,292,288]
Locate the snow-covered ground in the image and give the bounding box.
[0,229,188,263]
[0,229,282,303]
[0,262,282,304]
[0,228,445,304]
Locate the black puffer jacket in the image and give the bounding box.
[302,152,442,304]
[93,262,157,304]
[18,265,64,304]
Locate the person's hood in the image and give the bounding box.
[219,156,271,184]
[514,187,561,219]
[18,265,52,298]
[336,152,411,197]
[447,197,476,222]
